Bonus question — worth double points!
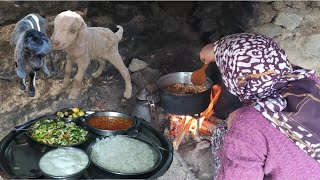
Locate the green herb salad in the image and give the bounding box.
[28,119,88,146]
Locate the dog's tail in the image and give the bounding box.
[115,25,123,41]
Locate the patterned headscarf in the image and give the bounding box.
[213,33,320,163]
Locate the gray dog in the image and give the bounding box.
[10,14,52,97]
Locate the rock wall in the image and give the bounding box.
[248,1,320,74]
[0,1,87,24]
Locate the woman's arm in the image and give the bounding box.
[216,108,267,180]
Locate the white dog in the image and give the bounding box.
[50,10,132,99]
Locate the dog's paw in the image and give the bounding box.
[123,90,132,99]
[19,79,26,90]
[20,84,26,90]
[28,89,35,97]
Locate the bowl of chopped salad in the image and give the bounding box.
[26,118,89,147]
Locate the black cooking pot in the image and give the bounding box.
[156,72,213,115]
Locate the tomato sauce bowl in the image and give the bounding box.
[85,112,137,136]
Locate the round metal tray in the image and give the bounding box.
[0,112,173,179]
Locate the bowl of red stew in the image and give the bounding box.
[85,112,136,136]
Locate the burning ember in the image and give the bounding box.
[162,85,221,150]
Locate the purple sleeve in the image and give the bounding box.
[217,109,267,180]
[309,75,320,85]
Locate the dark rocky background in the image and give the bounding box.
[0,1,253,140]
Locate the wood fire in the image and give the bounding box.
[162,85,221,150]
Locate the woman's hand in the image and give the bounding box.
[199,43,215,64]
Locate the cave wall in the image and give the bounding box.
[248,1,320,74]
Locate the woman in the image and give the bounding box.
[199,33,320,179]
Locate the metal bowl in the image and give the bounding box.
[26,118,89,148]
[85,111,136,136]
[39,147,90,179]
[87,136,163,176]
[56,107,86,124]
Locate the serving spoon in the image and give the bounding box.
[191,63,208,85]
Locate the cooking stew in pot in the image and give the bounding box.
[164,83,207,94]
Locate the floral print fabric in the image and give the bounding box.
[213,33,320,163]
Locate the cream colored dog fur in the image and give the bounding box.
[51,10,132,99]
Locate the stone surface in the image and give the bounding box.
[158,152,197,180]
[301,34,320,57]
[274,12,303,31]
[131,67,162,88]
[199,18,220,32]
[249,23,283,38]
[178,141,214,179]
[251,3,278,26]
[290,1,307,10]
[275,35,320,73]
[272,1,298,13]
[312,1,320,8]
[128,58,148,72]
[0,1,87,25]
[303,9,320,29]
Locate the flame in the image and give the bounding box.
[188,85,221,135]
[168,85,221,137]
[188,116,204,136]
[200,85,222,119]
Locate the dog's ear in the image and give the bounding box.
[14,31,27,79]
[77,16,87,48]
